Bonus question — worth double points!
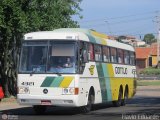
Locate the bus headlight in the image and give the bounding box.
[63,88,69,94]
[62,88,79,95]
[18,87,30,94]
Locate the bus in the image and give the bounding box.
[17,28,137,114]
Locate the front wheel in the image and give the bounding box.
[80,93,94,113]
[33,105,47,114]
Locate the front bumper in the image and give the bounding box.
[17,94,79,107]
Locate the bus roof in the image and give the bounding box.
[24,28,135,51]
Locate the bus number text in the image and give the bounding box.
[21,82,34,86]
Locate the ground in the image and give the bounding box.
[0,84,160,120]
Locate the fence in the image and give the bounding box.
[138,75,160,80]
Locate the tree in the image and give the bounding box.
[0,0,82,97]
[116,36,127,42]
[143,33,156,45]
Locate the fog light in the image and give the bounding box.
[18,87,30,94]
[21,99,26,102]
[64,100,73,103]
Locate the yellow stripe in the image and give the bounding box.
[59,77,74,88]
[91,31,108,39]
[91,31,108,45]
[100,38,107,45]
[107,64,114,77]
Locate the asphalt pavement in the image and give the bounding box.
[0,86,160,120]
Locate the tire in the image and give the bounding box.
[112,89,123,107]
[121,90,128,106]
[80,93,94,113]
[33,105,47,115]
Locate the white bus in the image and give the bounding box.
[17,28,137,114]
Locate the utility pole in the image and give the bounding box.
[155,13,160,67]
[158,29,160,67]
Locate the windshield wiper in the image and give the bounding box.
[30,69,36,76]
[55,73,62,76]
[54,68,62,76]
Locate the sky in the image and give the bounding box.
[74,0,160,39]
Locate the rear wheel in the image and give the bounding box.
[121,90,128,106]
[33,105,47,114]
[112,89,123,107]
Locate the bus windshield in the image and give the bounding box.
[19,41,77,74]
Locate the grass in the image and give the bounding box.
[137,80,160,86]
[1,96,16,103]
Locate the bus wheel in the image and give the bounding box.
[112,89,123,107]
[121,90,128,106]
[81,93,94,113]
[33,105,47,114]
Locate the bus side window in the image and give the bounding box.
[103,46,110,62]
[79,42,88,73]
[94,44,102,61]
[110,48,117,63]
[87,43,94,61]
[130,52,135,65]
[117,49,124,64]
[80,42,88,63]
[124,51,130,64]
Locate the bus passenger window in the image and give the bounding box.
[117,49,124,64]
[124,51,130,64]
[94,45,102,61]
[110,48,117,63]
[130,52,135,65]
[87,43,94,61]
[103,46,110,62]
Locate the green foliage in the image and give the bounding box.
[140,68,160,75]
[143,33,156,45]
[0,0,82,97]
[116,36,126,42]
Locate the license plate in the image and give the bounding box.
[41,100,51,105]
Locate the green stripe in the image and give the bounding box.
[102,63,112,101]
[94,36,101,44]
[50,77,64,87]
[41,77,55,87]
[96,63,108,102]
[87,34,97,43]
